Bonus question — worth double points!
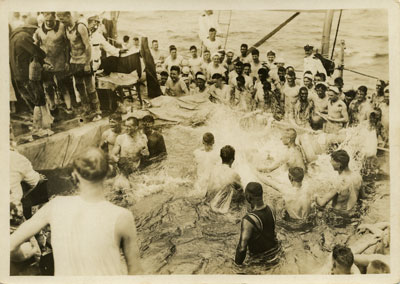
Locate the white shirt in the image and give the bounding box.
[90,30,120,71]
[304,56,326,76]
[203,37,222,54]
[198,13,220,42]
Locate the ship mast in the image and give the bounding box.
[321,10,334,58]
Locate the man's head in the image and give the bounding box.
[125,116,139,136]
[315,82,327,98]
[288,167,304,185]
[343,90,356,103]
[202,132,215,151]
[258,68,268,82]
[142,114,155,135]
[109,112,122,132]
[304,44,313,57]
[43,12,56,29]
[236,75,245,88]
[327,87,340,102]
[203,49,211,61]
[383,87,389,105]
[190,45,197,57]
[220,145,235,166]
[240,43,248,57]
[251,48,260,62]
[331,245,354,274]
[123,35,130,43]
[218,49,225,63]
[133,37,139,46]
[267,50,276,63]
[169,45,177,58]
[314,72,326,82]
[366,260,390,274]
[281,128,297,146]
[209,27,216,40]
[56,11,73,26]
[286,66,295,73]
[226,50,234,63]
[334,77,344,90]
[245,182,264,205]
[160,71,168,85]
[243,63,251,76]
[234,61,244,75]
[303,72,313,88]
[196,73,206,89]
[87,14,101,33]
[356,85,368,102]
[170,65,180,82]
[286,70,296,84]
[212,53,220,65]
[330,150,350,172]
[299,87,308,102]
[212,73,223,88]
[278,66,286,80]
[152,40,159,50]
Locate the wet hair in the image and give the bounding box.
[203,49,210,54]
[234,61,243,67]
[133,37,139,41]
[310,119,324,131]
[251,49,259,56]
[169,45,177,52]
[243,63,251,70]
[73,147,109,181]
[212,73,222,79]
[209,27,216,32]
[245,182,263,199]
[332,245,354,269]
[190,45,197,51]
[289,167,304,183]
[195,71,205,78]
[56,11,71,17]
[109,112,122,122]
[287,70,296,78]
[258,68,268,76]
[126,116,139,126]
[170,65,180,73]
[344,90,356,99]
[236,75,245,84]
[160,71,169,77]
[152,39,158,44]
[43,12,56,18]
[267,50,276,56]
[142,114,155,124]
[220,145,235,164]
[315,83,327,91]
[334,77,344,86]
[331,150,350,171]
[358,85,368,94]
[202,132,215,145]
[299,86,308,96]
[240,43,248,49]
[123,35,130,43]
[278,66,286,74]
[304,70,312,76]
[315,72,326,81]
[368,260,390,273]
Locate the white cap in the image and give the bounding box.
[182,66,190,75]
[197,74,206,81]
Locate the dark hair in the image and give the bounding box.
[299,86,308,96]
[133,37,139,41]
[220,145,235,164]
[315,72,326,81]
[251,48,259,56]
[209,27,216,32]
[267,50,276,56]
[203,132,215,145]
[315,83,327,91]
[304,70,313,76]
[142,114,155,124]
[263,81,272,91]
[160,71,169,77]
[278,66,286,73]
[126,116,139,126]
[243,63,251,69]
[73,147,109,181]
[334,77,344,85]
[369,260,390,273]
[212,73,222,79]
[258,68,268,76]
[332,245,354,269]
[240,43,248,49]
[245,182,263,199]
[289,167,304,182]
[152,39,158,44]
[287,70,296,78]
[190,45,197,51]
[236,75,245,84]
[123,35,130,42]
[170,65,180,73]
[195,71,205,78]
[358,85,368,94]
[169,45,177,51]
[234,61,244,67]
[344,90,356,99]
[56,11,71,17]
[203,49,210,54]
[109,112,122,122]
[310,118,324,131]
[331,150,350,170]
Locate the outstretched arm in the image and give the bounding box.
[315,190,337,207]
[235,219,253,265]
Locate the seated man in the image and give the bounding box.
[165,65,189,97]
[235,182,280,266]
[206,145,244,213]
[141,114,167,161]
[315,150,362,213]
[258,167,312,221]
[100,112,123,154]
[258,128,306,173]
[321,244,360,274]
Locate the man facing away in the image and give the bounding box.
[235,182,280,266]
[56,11,102,122]
[320,244,360,274]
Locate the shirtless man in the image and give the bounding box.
[282,70,300,120]
[206,53,225,83]
[141,115,167,161]
[315,150,362,213]
[321,244,361,274]
[164,45,183,71]
[165,65,189,97]
[310,82,329,130]
[259,167,312,220]
[318,87,348,134]
[348,86,374,127]
[258,128,306,173]
[111,117,149,176]
[208,73,230,104]
[188,45,202,77]
[294,87,313,127]
[100,112,122,154]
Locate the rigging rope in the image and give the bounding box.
[224,11,233,49]
[330,10,342,60]
[342,67,381,80]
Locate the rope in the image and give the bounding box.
[330,9,342,60]
[342,67,381,80]
[224,11,232,50]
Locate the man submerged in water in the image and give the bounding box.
[100,112,123,154]
[141,114,167,163]
[315,150,362,213]
[320,244,361,274]
[235,182,280,266]
[206,145,244,213]
[258,167,313,221]
[258,128,306,173]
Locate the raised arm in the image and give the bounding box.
[116,210,143,275]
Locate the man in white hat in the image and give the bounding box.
[319,86,348,133]
[303,44,326,76]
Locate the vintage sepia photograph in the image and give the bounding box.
[3,0,399,282]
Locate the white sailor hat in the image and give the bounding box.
[211,52,220,59]
[197,74,206,81]
[182,66,190,75]
[303,73,313,80]
[274,57,285,64]
[226,49,234,55]
[328,86,340,94]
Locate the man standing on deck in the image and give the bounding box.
[223,50,236,77]
[235,182,280,266]
[303,44,326,77]
[33,12,74,115]
[198,10,219,43]
[318,87,348,134]
[249,49,263,81]
[202,28,222,55]
[57,11,102,122]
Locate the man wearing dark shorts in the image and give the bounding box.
[235,182,281,266]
